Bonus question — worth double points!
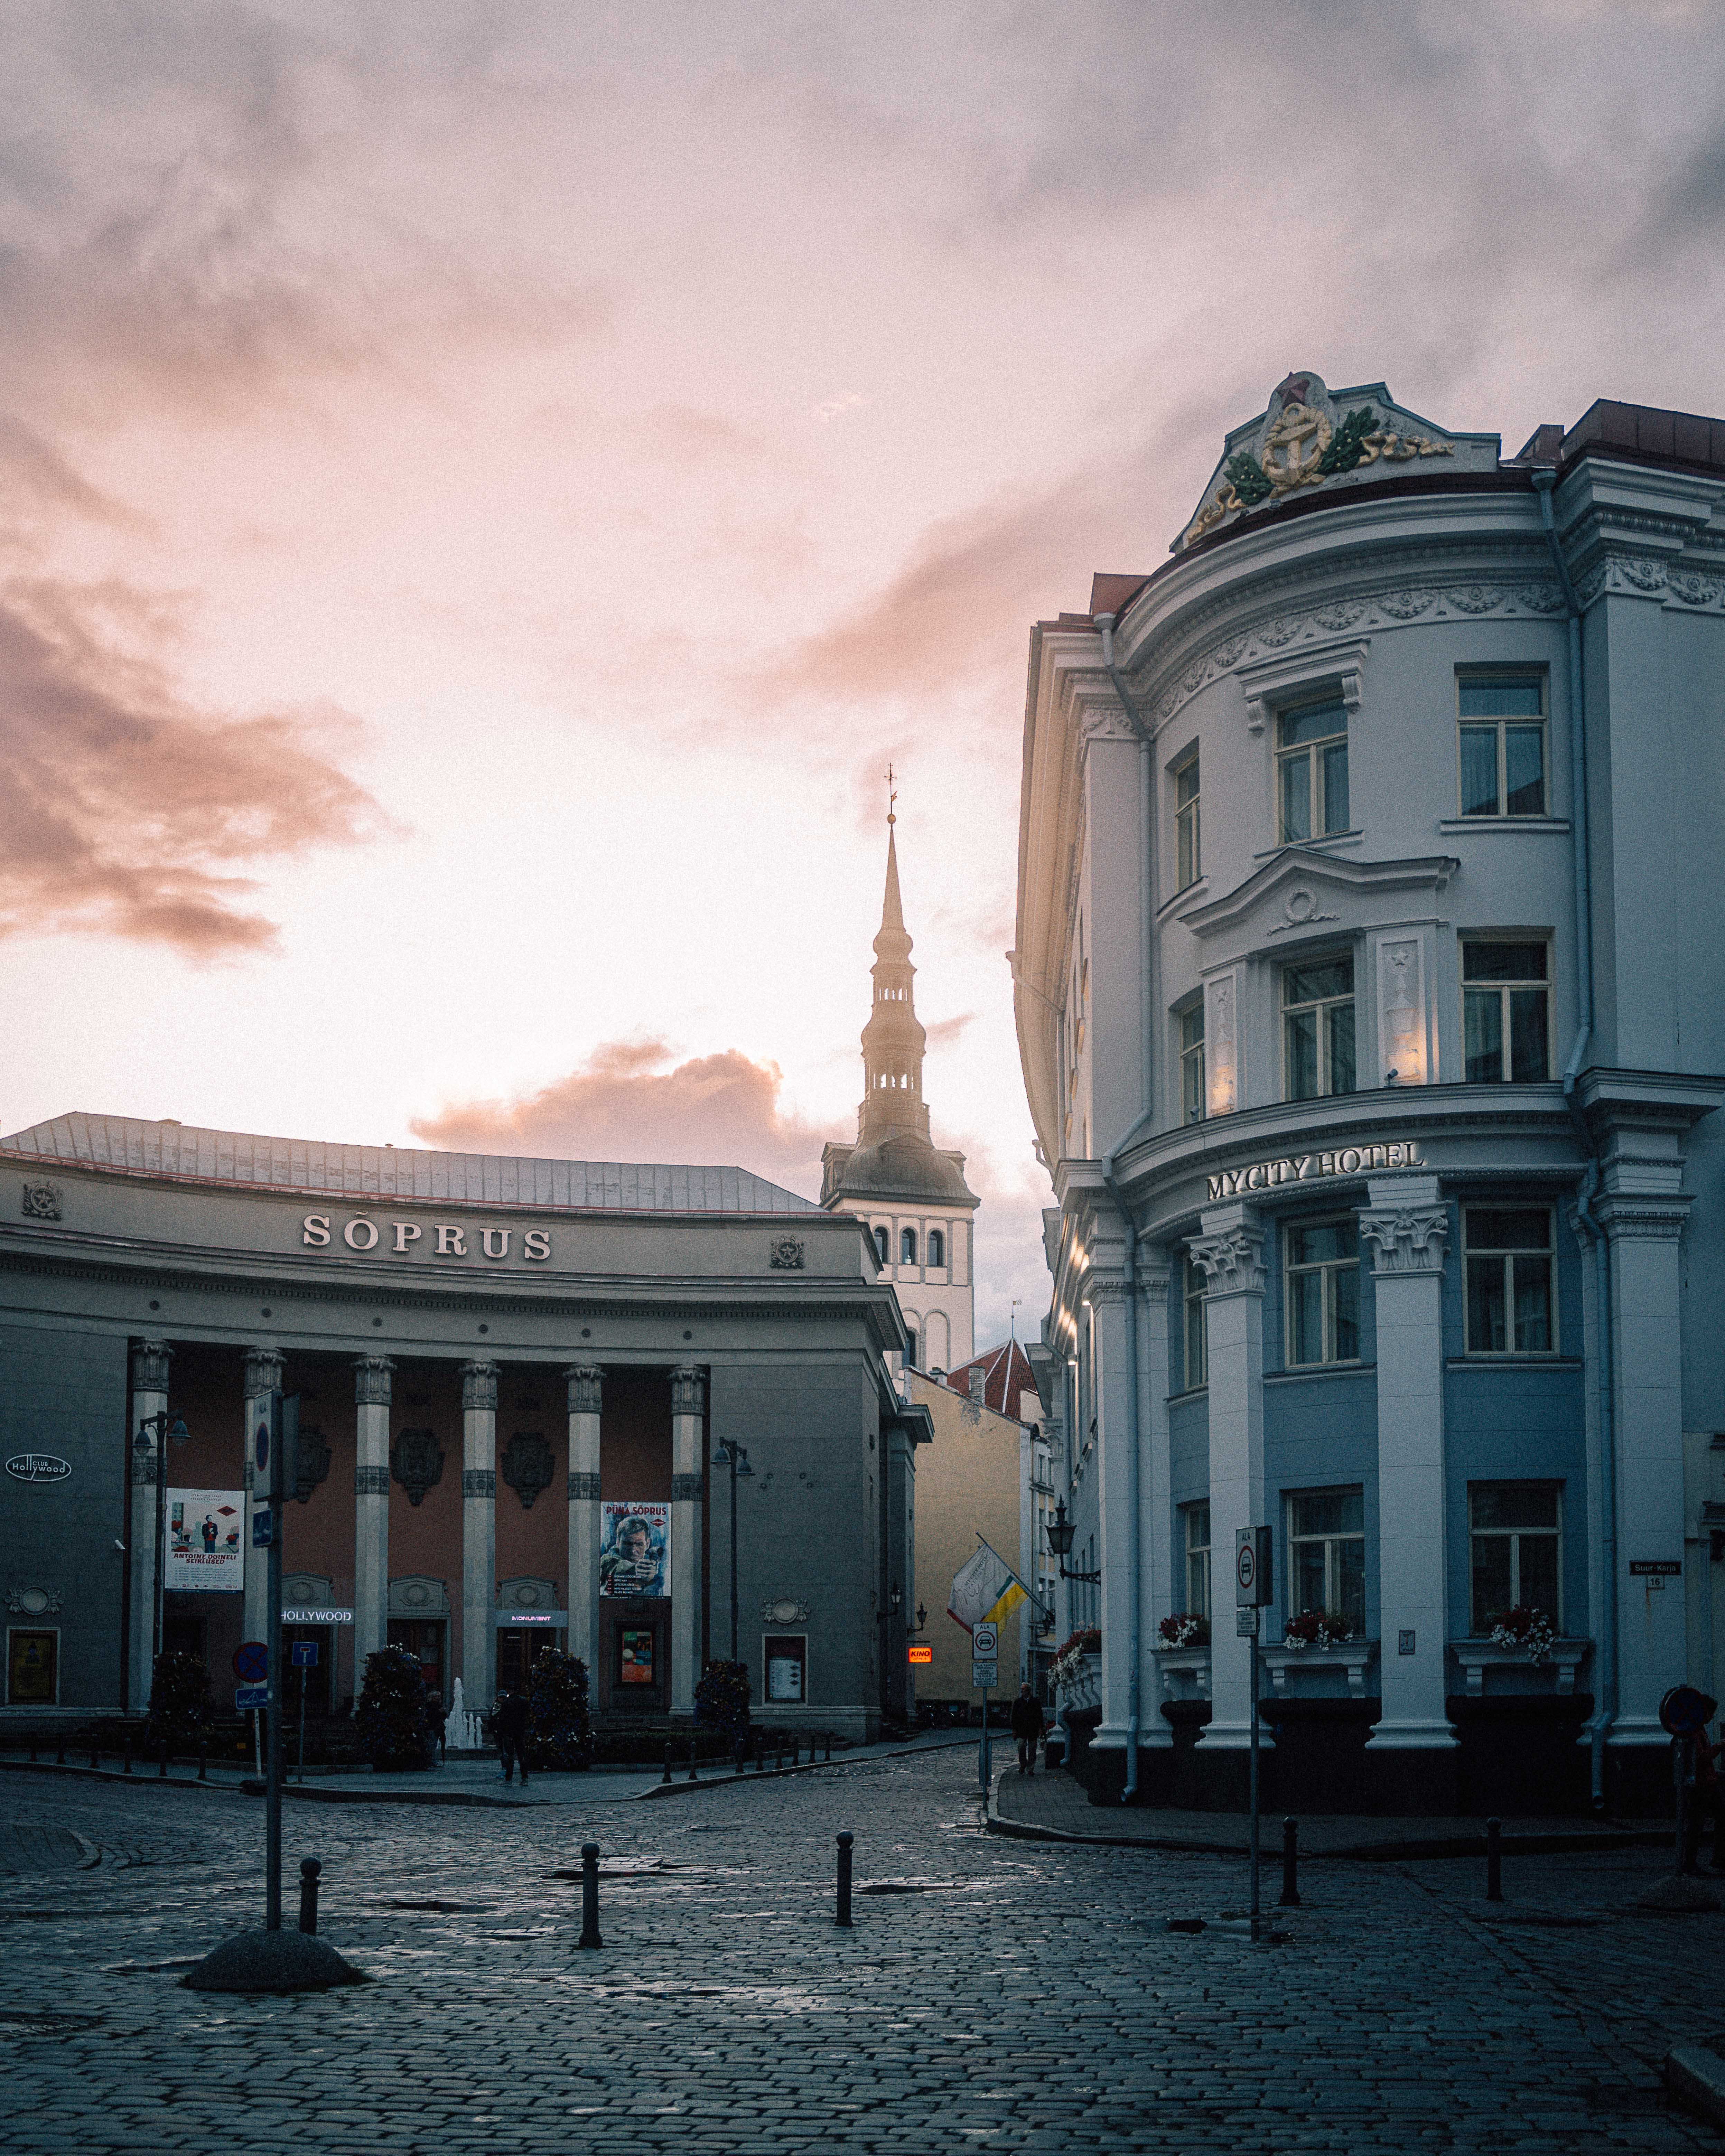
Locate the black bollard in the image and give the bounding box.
[159,1742,168,1779]
[756,1746,765,1773]
[824,1735,832,1762]
[123,1735,132,1775]
[55,1736,66,1766]
[578,1841,603,1949]
[661,1742,673,1786]
[835,1830,854,1928]
[90,1744,100,1770]
[28,1737,38,1763]
[734,1737,746,1777]
[688,1743,699,1783]
[197,1741,207,1783]
[1279,1816,1301,1908]
[298,1858,321,1935]
[1486,1816,1503,1902]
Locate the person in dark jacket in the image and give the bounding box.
[1010,1685,1045,1776]
[495,1689,531,1785]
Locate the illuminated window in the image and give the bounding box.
[1277,697,1349,842]
[1459,674,1547,817]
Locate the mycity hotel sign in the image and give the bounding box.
[1205,1138,1426,1204]
[301,1214,553,1263]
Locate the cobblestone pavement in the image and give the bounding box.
[1,1749,1723,2154]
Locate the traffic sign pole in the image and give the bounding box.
[1236,1527,1273,1945]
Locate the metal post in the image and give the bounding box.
[687,1742,698,1782]
[123,1733,132,1775]
[298,1858,321,1934]
[579,1841,603,1949]
[728,1447,740,1664]
[55,1736,65,1766]
[264,1393,286,1931]
[835,1830,853,1928]
[158,1740,168,1778]
[1248,1618,1261,1943]
[1486,1816,1503,1902]
[661,1742,673,1785]
[1279,1816,1300,1908]
[1676,1738,1692,1875]
[197,1740,206,1782]
[298,1671,308,1786]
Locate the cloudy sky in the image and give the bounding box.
[3,1,1722,1344]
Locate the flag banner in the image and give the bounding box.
[165,1489,245,1592]
[948,1539,1029,1631]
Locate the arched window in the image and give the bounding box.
[927,1228,945,1268]
[873,1226,889,1265]
[904,1329,920,1369]
[901,1228,917,1265]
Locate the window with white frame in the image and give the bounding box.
[1286,1487,1366,1635]
[1285,1218,1361,1367]
[1276,696,1349,842]
[1464,1207,1555,1354]
[1174,753,1201,889]
[1463,940,1551,1083]
[1459,674,1547,818]
[1469,1484,1561,1633]
[1183,1501,1211,1621]
[1283,954,1356,1100]
[1179,1003,1205,1125]
[1182,1254,1208,1390]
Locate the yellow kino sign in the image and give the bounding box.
[907,1645,933,1665]
[1206,1138,1426,1204]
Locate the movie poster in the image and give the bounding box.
[165,1489,246,1592]
[598,1501,669,1597]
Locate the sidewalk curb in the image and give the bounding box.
[1665,2044,1725,2131]
[633,1734,978,1800]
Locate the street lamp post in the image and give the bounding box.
[1045,1499,1101,1585]
[132,1410,190,1678]
[711,1440,753,1663]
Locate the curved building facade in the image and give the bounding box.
[1014,377,1725,1812]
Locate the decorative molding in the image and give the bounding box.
[767,1235,806,1271]
[1204,971,1239,1115]
[7,1585,62,1616]
[354,1464,390,1497]
[282,1572,333,1608]
[1590,1196,1692,1242]
[1377,936,1426,1086]
[461,1467,496,1499]
[500,1432,554,1510]
[670,1472,705,1504]
[671,1365,707,1418]
[1238,636,1370,737]
[130,1339,172,1393]
[567,1470,601,1502]
[1265,883,1340,936]
[133,1451,159,1487]
[388,1574,449,1617]
[391,1429,445,1507]
[20,1178,61,1221]
[1573,555,1725,611]
[1189,1223,1267,1298]
[353,1354,395,1407]
[1359,1204,1449,1276]
[761,1597,809,1625]
[564,1364,603,1417]
[498,1575,558,1612]
[293,1426,332,1504]
[243,1347,285,1397]
[460,1360,499,1413]
[1083,1278,1134,1310]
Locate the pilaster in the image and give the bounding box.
[127,1339,172,1712]
[1085,1273,1138,1754]
[460,1360,498,1712]
[1359,1174,1454,1755]
[241,1348,283,1648]
[1189,1202,1266,1749]
[1137,1244,1175,1750]
[669,1365,706,1714]
[353,1356,394,1670]
[564,1364,603,1674]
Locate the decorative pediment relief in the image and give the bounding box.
[1180,850,1458,945]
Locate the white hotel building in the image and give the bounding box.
[1015,376,1725,1813]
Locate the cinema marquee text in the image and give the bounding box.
[1206,1139,1426,1204]
[302,1214,552,1262]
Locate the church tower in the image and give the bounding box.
[821,796,978,1374]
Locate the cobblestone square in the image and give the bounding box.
[2,1748,1723,2153]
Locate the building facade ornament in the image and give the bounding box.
[353,1355,395,1406]
[565,1364,604,1416]
[292,1425,332,1503]
[761,1597,810,1624]
[130,1339,172,1393]
[1189,1223,1267,1298]
[390,1430,445,1507]
[671,1366,706,1418]
[243,1347,285,1396]
[354,1464,390,1497]
[670,1472,705,1504]
[1359,1204,1450,1276]
[767,1235,806,1270]
[7,1585,63,1615]
[460,1359,499,1412]
[461,1468,496,1499]
[19,1179,61,1221]
[500,1431,553,1509]
[567,1470,601,1502]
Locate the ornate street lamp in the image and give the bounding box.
[1045,1499,1100,1584]
[711,1439,754,1662]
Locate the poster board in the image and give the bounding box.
[599,1501,669,1597]
[165,1490,246,1592]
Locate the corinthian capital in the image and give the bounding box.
[460,1359,499,1412]
[353,1354,395,1407]
[564,1364,603,1417]
[130,1339,173,1394]
[1188,1224,1266,1298]
[1359,1203,1449,1276]
[243,1347,285,1398]
[671,1365,706,1418]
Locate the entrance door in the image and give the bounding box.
[496,1629,566,1697]
[388,1618,446,1703]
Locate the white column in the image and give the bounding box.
[565,1364,603,1675]
[1137,1244,1175,1751]
[1190,1202,1266,1750]
[1599,1182,1692,1751]
[353,1356,394,1672]
[1360,1175,1455,1752]
[460,1360,498,1714]
[241,1348,283,1649]
[128,1339,172,1712]
[670,1365,706,1715]
[1088,1273,1137,1756]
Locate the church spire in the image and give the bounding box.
[858,782,927,1145]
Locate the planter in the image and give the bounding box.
[1448,1637,1589,1698]
[1260,1641,1379,1700]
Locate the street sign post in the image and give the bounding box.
[973,1623,999,1791]
[253,1390,298,1928]
[291,1640,318,1783]
[1236,1525,1273,1943]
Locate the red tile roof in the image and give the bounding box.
[941,1338,1045,1424]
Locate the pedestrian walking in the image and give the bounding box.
[495,1688,531,1786]
[1010,1683,1045,1776]
[425,1691,449,1763]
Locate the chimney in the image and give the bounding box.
[968,1366,986,1405]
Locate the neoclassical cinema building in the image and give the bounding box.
[1015,377,1725,1812]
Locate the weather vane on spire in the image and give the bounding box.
[887,763,897,827]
